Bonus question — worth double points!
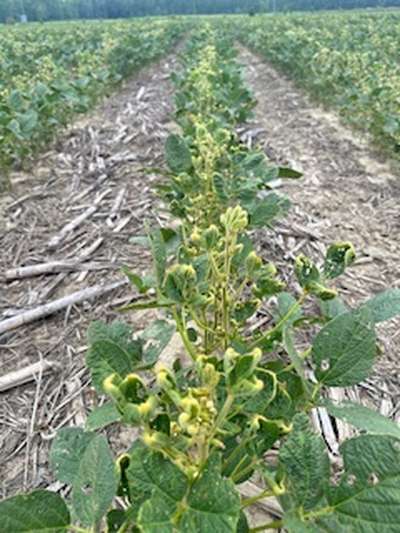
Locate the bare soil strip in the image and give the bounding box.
[239,47,400,448]
[0,52,178,497]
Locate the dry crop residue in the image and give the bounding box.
[239,46,400,451]
[0,52,179,497]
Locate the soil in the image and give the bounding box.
[0,42,399,530]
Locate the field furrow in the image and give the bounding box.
[240,43,400,429]
[0,50,178,497]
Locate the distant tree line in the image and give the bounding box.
[1,0,399,22]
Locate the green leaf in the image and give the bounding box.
[122,266,151,294]
[127,443,187,504]
[0,490,70,532]
[160,227,181,254]
[129,235,150,247]
[323,401,400,439]
[236,511,250,532]
[242,369,277,414]
[137,498,175,532]
[180,455,240,531]
[165,134,192,173]
[106,509,126,532]
[8,89,24,111]
[72,434,118,528]
[323,242,356,279]
[149,228,167,286]
[132,447,240,532]
[282,328,310,396]
[275,292,303,324]
[50,427,96,485]
[278,166,302,179]
[279,413,330,511]
[249,193,290,228]
[141,320,175,367]
[294,255,320,288]
[318,435,400,531]
[312,308,376,386]
[85,403,121,431]
[7,118,24,140]
[284,512,319,532]
[86,320,142,392]
[18,110,39,134]
[361,288,400,324]
[319,296,347,320]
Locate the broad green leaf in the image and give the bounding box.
[127,443,187,504]
[50,427,96,485]
[7,118,24,140]
[0,490,70,532]
[8,89,24,111]
[284,512,319,532]
[316,435,400,531]
[72,434,118,528]
[323,401,400,439]
[275,292,303,324]
[319,296,347,320]
[285,435,400,530]
[249,193,290,228]
[279,413,329,511]
[312,308,376,386]
[86,320,142,392]
[132,447,240,532]
[85,403,121,431]
[179,455,240,532]
[165,134,192,173]
[18,110,39,134]
[361,288,400,324]
[141,319,175,367]
[137,496,176,533]
[278,166,302,179]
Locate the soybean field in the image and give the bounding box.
[1,10,400,533]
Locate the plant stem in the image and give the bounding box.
[173,308,197,360]
[249,519,283,532]
[231,457,259,483]
[241,487,274,508]
[222,435,252,470]
[117,520,133,533]
[249,294,306,350]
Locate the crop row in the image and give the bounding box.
[2,24,400,533]
[0,19,186,173]
[234,11,400,157]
